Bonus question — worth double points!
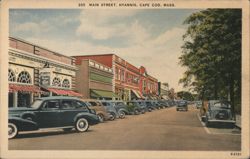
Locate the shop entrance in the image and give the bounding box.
[18,92,31,107]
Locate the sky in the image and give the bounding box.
[9,9,200,92]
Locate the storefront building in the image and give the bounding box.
[8,37,81,107]
[139,66,159,99]
[73,54,158,101]
[75,59,117,100]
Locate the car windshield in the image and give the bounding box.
[30,100,43,109]
[179,101,186,104]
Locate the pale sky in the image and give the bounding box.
[10,9,200,92]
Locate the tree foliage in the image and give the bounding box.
[179,9,241,115]
[177,91,195,101]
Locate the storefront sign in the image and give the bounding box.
[40,72,50,86]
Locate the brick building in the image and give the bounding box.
[75,59,118,99]
[73,54,158,100]
[8,37,81,107]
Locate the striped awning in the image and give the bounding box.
[9,84,45,93]
[46,88,83,97]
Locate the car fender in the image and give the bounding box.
[118,108,129,115]
[20,112,37,121]
[9,117,39,131]
[74,113,100,125]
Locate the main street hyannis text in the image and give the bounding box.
[78,2,175,8]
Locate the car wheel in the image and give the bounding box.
[63,128,72,132]
[148,108,152,112]
[134,109,139,115]
[119,111,126,119]
[75,118,89,132]
[176,109,179,111]
[109,113,116,121]
[8,123,18,139]
[97,114,104,122]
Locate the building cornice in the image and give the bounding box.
[9,48,77,71]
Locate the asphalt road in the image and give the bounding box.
[9,106,241,150]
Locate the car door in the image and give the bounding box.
[36,100,60,128]
[60,99,89,126]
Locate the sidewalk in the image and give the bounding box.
[235,114,241,129]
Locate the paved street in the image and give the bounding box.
[9,106,241,150]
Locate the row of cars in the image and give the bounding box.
[8,96,176,139]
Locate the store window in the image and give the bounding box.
[52,77,61,87]
[62,79,70,88]
[8,69,16,82]
[17,71,31,84]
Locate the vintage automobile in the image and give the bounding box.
[8,96,100,139]
[144,100,156,111]
[99,101,120,120]
[111,101,130,117]
[83,99,112,122]
[126,101,146,114]
[176,100,188,111]
[200,100,235,127]
[195,101,202,109]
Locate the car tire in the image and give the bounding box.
[109,113,116,121]
[119,111,126,119]
[176,109,179,111]
[134,109,139,115]
[8,123,18,139]
[97,114,104,122]
[75,118,89,132]
[148,108,152,112]
[63,128,72,132]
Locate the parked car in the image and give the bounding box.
[157,100,168,108]
[111,101,130,118]
[99,101,120,120]
[195,101,202,109]
[136,100,152,112]
[200,100,235,127]
[83,99,112,122]
[144,100,156,111]
[8,96,100,139]
[127,101,146,114]
[176,100,188,111]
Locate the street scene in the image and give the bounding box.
[9,105,241,150]
[7,7,242,153]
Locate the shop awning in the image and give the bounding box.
[131,90,141,98]
[67,90,83,97]
[46,88,83,97]
[9,84,44,93]
[91,89,117,99]
[137,91,145,99]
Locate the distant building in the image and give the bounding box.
[73,54,158,100]
[75,59,118,100]
[8,37,82,107]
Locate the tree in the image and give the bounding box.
[177,91,195,101]
[179,9,241,116]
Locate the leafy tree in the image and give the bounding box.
[177,91,195,101]
[179,9,241,116]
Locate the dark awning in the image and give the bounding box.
[91,89,118,98]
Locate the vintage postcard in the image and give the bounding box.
[0,0,249,159]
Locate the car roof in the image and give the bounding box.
[37,96,79,100]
